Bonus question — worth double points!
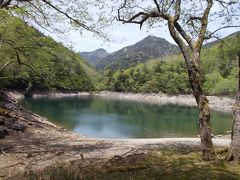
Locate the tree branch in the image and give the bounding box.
[186,16,202,24]
[174,0,181,22]
[195,0,213,51]
[153,0,161,13]
[168,18,192,65]
[205,25,240,40]
[41,0,94,32]
[0,60,16,73]
[174,22,193,50]
[117,0,169,29]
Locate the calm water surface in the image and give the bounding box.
[19,96,233,138]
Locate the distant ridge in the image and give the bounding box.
[80,48,109,66]
[95,35,179,71]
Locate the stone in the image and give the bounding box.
[0,118,4,125]
[11,123,26,132]
[0,127,8,139]
[4,118,16,127]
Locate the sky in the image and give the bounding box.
[43,1,240,54]
[49,24,239,54]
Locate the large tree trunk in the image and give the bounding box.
[167,19,215,160]
[187,61,215,161]
[226,54,240,162]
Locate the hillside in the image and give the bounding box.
[96,35,179,71]
[80,48,109,67]
[99,32,239,96]
[0,10,97,91]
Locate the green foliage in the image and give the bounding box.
[0,10,96,91]
[100,32,240,96]
[99,61,191,94]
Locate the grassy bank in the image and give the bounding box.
[28,149,240,180]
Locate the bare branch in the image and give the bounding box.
[28,1,51,27]
[205,25,240,40]
[215,0,237,7]
[174,22,193,50]
[0,60,16,73]
[117,0,170,29]
[186,16,202,24]
[0,76,21,80]
[195,0,213,50]
[168,19,192,65]
[41,0,95,32]
[174,0,181,22]
[153,0,161,13]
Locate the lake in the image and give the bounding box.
[19,96,233,138]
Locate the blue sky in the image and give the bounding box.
[43,0,240,54]
[49,23,239,53]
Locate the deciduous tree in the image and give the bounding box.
[226,32,240,162]
[113,0,240,160]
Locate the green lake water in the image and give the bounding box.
[19,96,233,138]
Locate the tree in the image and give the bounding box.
[0,10,95,91]
[0,0,106,66]
[0,0,105,36]
[226,32,240,162]
[115,0,240,160]
[0,0,104,91]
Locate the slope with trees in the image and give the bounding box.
[100,32,239,96]
[1,0,240,163]
[0,9,96,91]
[112,0,240,160]
[96,35,179,71]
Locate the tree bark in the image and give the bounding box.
[187,61,215,161]
[226,53,240,163]
[167,18,215,161]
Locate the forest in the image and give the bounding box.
[1,9,239,97]
[100,32,239,96]
[0,0,240,179]
[0,9,95,92]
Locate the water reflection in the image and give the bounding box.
[19,96,233,138]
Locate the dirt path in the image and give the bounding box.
[0,92,233,179]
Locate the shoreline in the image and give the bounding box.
[0,91,233,178]
[9,91,235,113]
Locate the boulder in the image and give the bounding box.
[0,127,8,139]
[0,118,4,125]
[11,123,26,132]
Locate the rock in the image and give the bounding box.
[0,118,4,125]
[4,117,16,127]
[11,123,26,132]
[197,134,215,138]
[0,127,8,139]
[24,91,33,98]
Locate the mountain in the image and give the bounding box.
[101,31,239,96]
[96,35,179,71]
[80,48,109,66]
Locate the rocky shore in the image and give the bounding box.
[10,91,235,113]
[95,91,235,113]
[0,91,234,178]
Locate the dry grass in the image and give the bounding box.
[27,149,240,180]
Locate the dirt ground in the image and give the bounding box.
[0,92,233,179]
